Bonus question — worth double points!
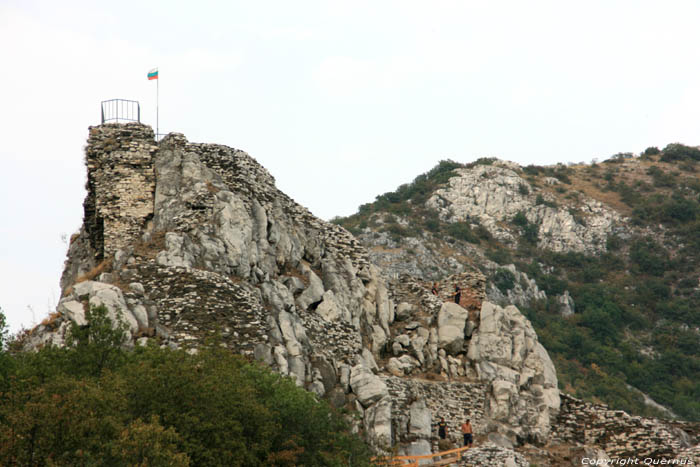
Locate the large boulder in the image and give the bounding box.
[364,396,393,448]
[296,265,324,310]
[409,399,432,439]
[437,302,469,355]
[57,299,87,326]
[350,364,388,407]
[75,281,138,335]
[468,301,560,444]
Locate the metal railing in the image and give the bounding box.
[101,99,140,124]
[372,445,470,466]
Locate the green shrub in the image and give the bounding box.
[512,211,529,227]
[607,152,634,163]
[446,222,479,243]
[629,238,667,277]
[486,247,512,265]
[493,268,516,294]
[425,218,440,232]
[383,223,416,240]
[0,308,372,465]
[522,223,539,245]
[641,146,660,158]
[538,274,567,295]
[661,143,700,162]
[523,165,543,175]
[535,194,557,208]
[606,234,622,251]
[647,165,676,187]
[663,195,698,223]
[474,224,492,241]
[468,157,497,167]
[554,171,572,184]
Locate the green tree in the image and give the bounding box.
[110,415,190,466]
[65,304,128,377]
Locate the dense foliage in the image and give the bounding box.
[512,150,700,420]
[0,306,372,466]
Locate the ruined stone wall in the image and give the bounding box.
[552,394,699,459]
[84,124,158,260]
[120,259,268,355]
[383,376,488,445]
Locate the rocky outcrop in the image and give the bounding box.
[426,164,622,253]
[468,301,560,444]
[437,302,469,354]
[38,123,698,465]
[356,229,477,280]
[36,124,398,448]
[486,263,547,308]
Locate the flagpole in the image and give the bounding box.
[156,71,159,140]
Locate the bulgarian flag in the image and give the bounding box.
[147,68,158,80]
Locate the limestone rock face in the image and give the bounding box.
[27,279,148,349]
[675,445,700,465]
[363,396,393,448]
[57,299,87,327]
[408,399,432,439]
[350,364,389,407]
[557,290,576,317]
[426,164,622,253]
[437,302,469,355]
[31,124,402,456]
[485,263,547,308]
[468,301,560,444]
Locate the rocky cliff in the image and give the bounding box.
[426,162,624,253]
[28,125,700,465]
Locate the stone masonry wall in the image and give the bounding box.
[552,393,699,459]
[84,124,158,260]
[120,259,268,355]
[383,376,488,446]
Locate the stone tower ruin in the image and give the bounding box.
[82,123,158,260]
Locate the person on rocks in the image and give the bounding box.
[431,282,440,296]
[453,284,461,305]
[461,419,473,447]
[437,417,448,440]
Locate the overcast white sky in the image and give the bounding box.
[2,0,700,333]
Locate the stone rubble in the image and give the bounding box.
[552,394,691,459]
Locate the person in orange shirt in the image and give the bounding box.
[461,419,473,447]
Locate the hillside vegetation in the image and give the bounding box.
[334,144,700,421]
[0,306,372,466]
